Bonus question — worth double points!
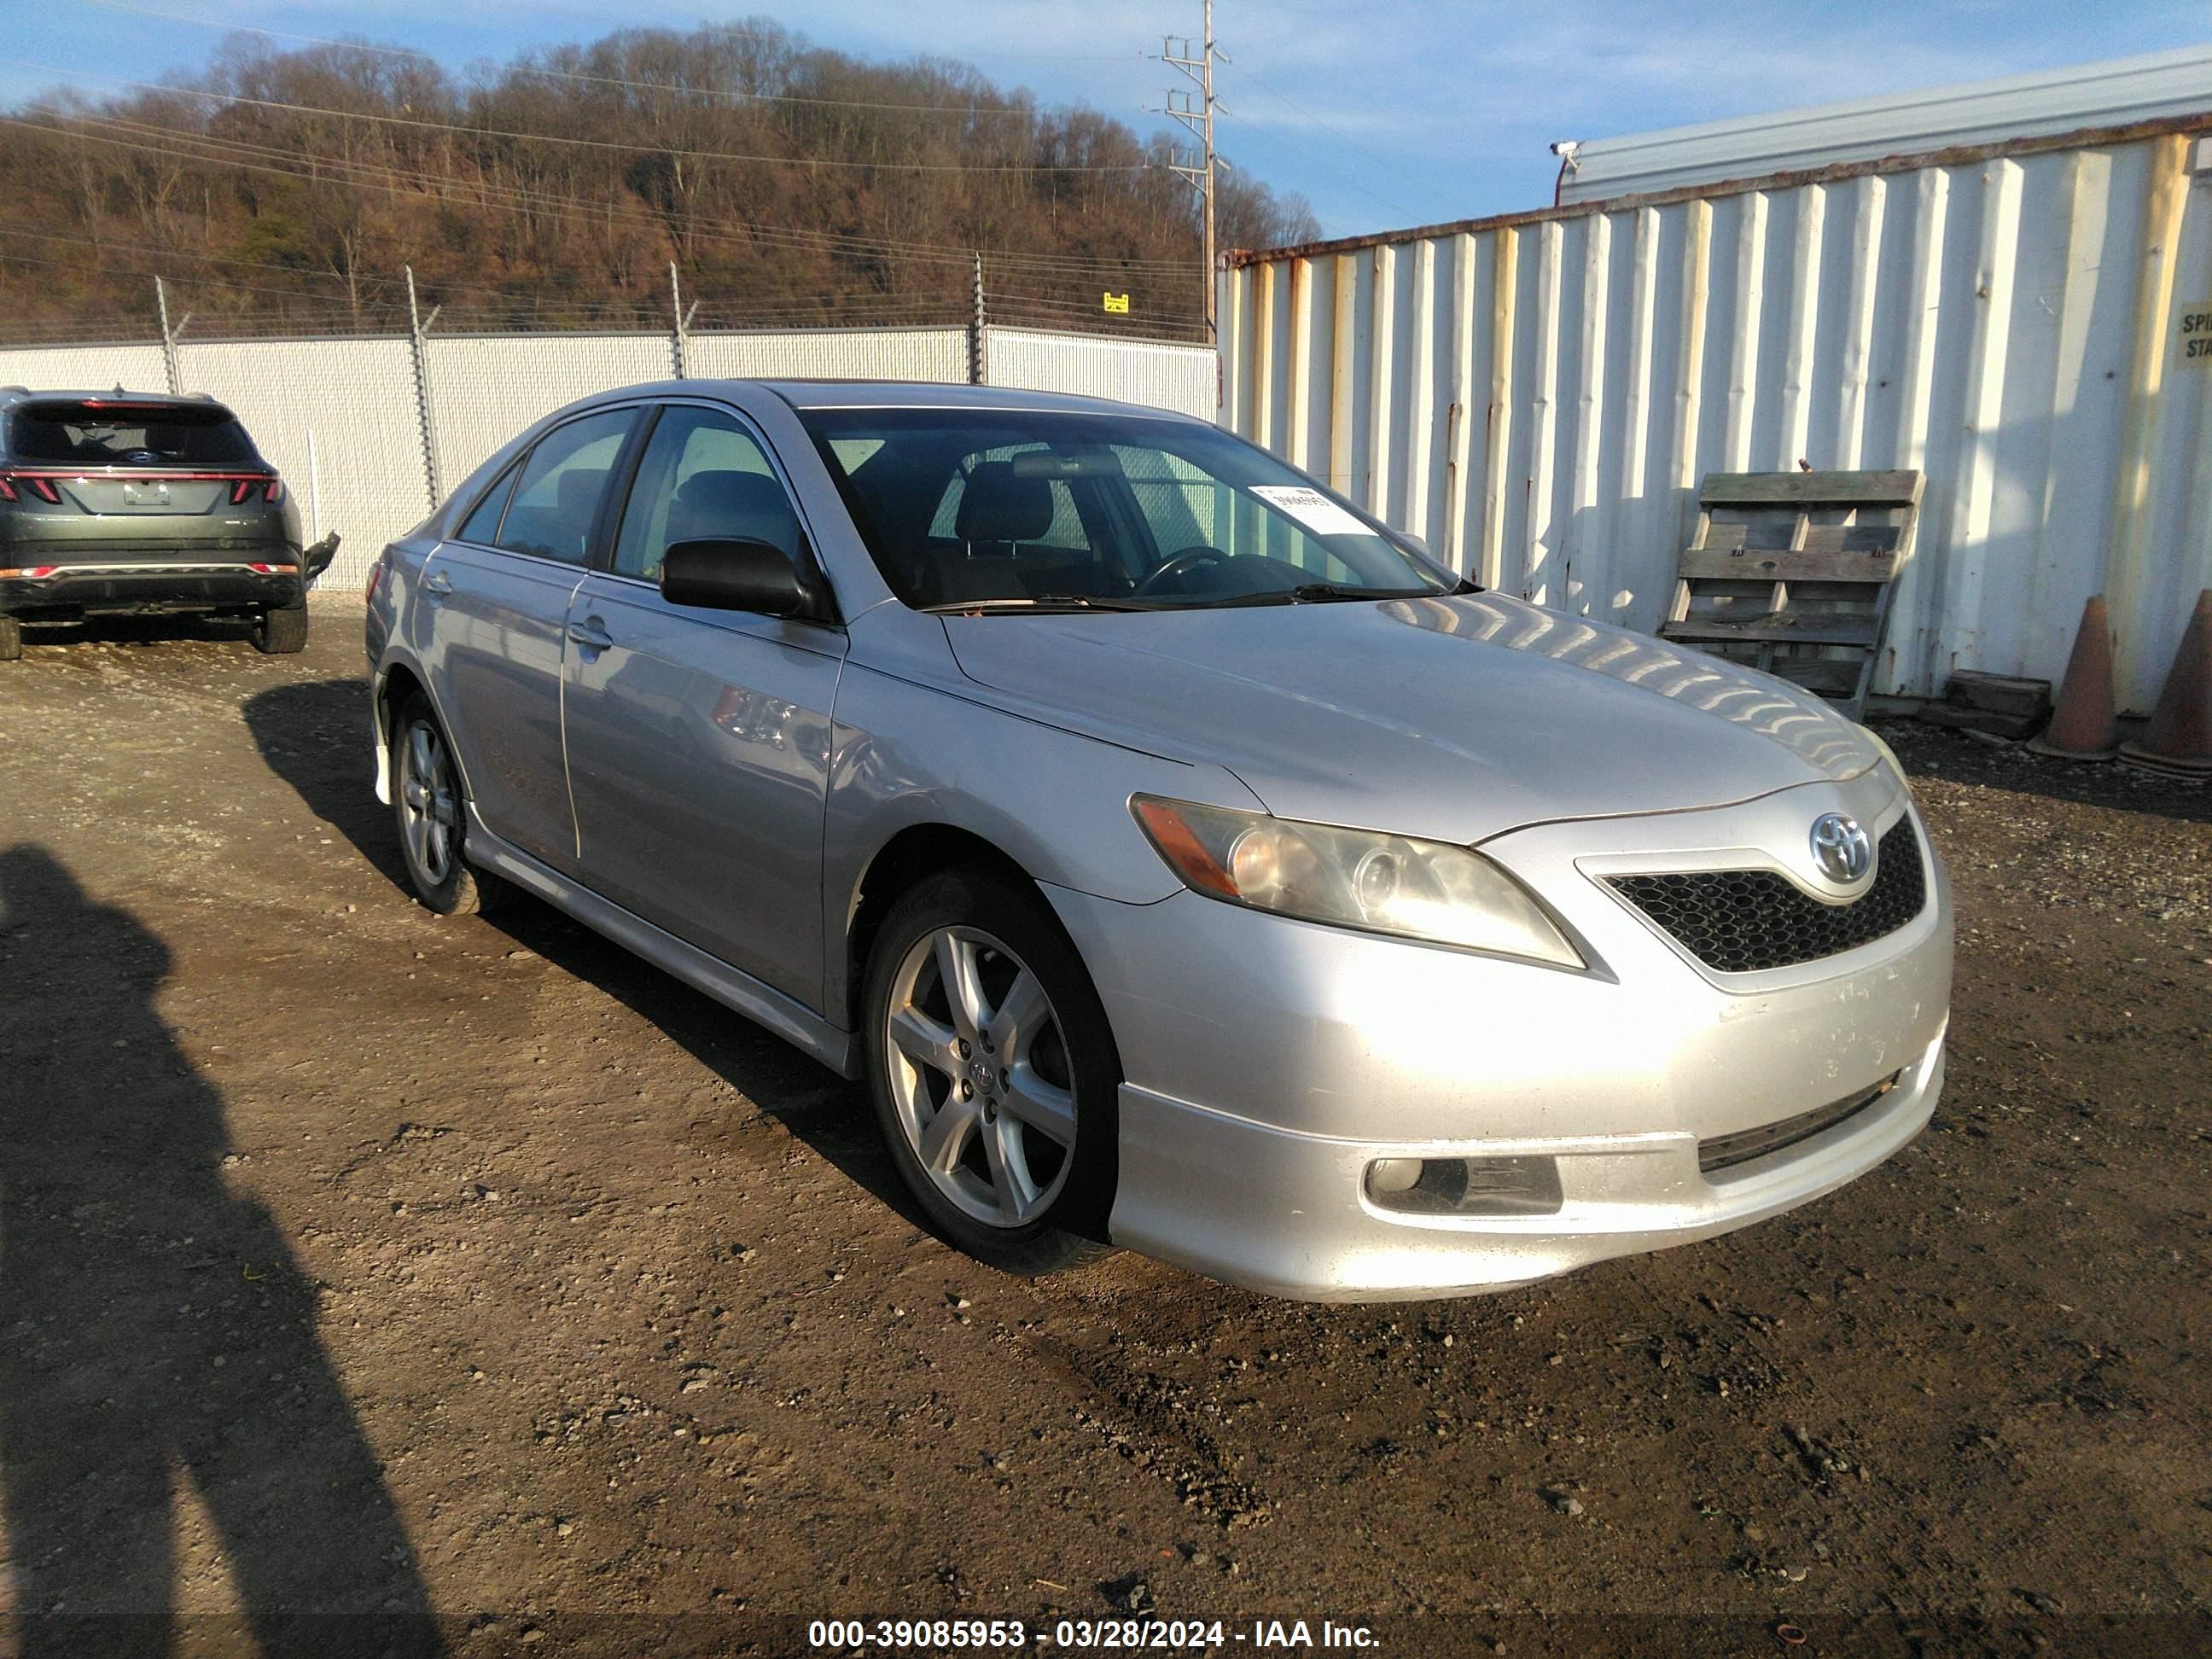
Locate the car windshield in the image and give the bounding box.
[798,407,1459,610]
[8,401,258,467]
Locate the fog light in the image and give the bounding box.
[1367,1157,1423,1195]
[1365,1155,1563,1217]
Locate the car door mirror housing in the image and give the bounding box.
[660,538,814,618]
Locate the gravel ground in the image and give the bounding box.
[0,603,2205,1658]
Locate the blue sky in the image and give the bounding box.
[9,0,2210,237]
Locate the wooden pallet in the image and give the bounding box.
[1660,469,1924,719]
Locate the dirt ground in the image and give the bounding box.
[0,600,2205,1659]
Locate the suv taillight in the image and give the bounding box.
[0,474,61,504]
[230,477,284,504]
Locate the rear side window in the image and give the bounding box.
[9,402,257,466]
[494,410,636,564]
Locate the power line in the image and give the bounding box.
[4,113,1199,282]
[0,248,372,307]
[19,63,1155,175]
[1211,61,1429,221]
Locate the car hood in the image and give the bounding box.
[941,591,1880,845]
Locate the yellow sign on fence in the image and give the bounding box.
[1102,292,1131,314]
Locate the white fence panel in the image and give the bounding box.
[1221,121,2212,711]
[176,338,426,588]
[0,343,170,396]
[687,326,967,383]
[985,327,1217,418]
[423,333,675,495]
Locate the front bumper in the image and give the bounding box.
[1105,1034,1941,1301]
[0,560,302,618]
[1048,765,1953,1301]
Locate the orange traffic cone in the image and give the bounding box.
[2026,594,2119,760]
[2118,589,2212,778]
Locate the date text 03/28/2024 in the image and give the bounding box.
[806,1618,1382,1650]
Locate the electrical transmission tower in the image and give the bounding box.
[1158,1,1224,341]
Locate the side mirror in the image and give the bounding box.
[303,533,341,580]
[660,538,812,618]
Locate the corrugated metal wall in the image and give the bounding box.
[0,324,1214,591]
[1223,121,2212,711]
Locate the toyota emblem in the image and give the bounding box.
[1809,813,1872,883]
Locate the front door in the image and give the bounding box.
[419,406,639,871]
[561,404,844,1010]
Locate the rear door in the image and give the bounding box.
[560,402,844,1008]
[420,405,639,873]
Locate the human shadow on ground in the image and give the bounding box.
[0,845,443,1659]
[238,678,922,1235]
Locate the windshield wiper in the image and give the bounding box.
[923,593,1159,614]
[1206,582,1447,608]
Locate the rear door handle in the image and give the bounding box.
[568,619,614,650]
[422,572,452,597]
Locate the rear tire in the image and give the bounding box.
[391,693,496,916]
[252,602,309,655]
[0,616,20,661]
[862,867,1120,1277]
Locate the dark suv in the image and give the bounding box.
[0,387,336,660]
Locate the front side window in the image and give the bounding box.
[493,408,637,564]
[799,409,1455,610]
[612,406,803,583]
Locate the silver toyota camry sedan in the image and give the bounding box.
[364,381,1952,1301]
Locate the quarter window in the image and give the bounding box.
[456,458,521,545]
[613,407,803,583]
[493,409,637,564]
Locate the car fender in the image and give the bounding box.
[821,647,1266,1026]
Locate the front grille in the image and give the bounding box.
[1610,818,1926,974]
[1700,1074,1899,1174]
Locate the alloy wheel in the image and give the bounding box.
[883,925,1079,1227]
[398,719,460,887]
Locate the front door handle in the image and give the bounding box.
[568,619,614,650]
[422,571,453,597]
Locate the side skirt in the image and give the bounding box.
[465,811,859,1080]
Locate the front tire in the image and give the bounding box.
[391,694,493,916]
[253,601,309,655]
[863,868,1120,1277]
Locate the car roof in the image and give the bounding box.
[763,379,1202,419]
[0,387,237,416]
[606,377,1208,422]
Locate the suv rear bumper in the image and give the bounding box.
[0,560,303,618]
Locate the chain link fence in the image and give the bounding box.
[0,322,1215,588]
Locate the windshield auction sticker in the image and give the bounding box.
[1248,486,1374,538]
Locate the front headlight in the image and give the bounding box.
[1131,795,1583,969]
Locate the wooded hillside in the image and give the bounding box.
[0,17,1318,344]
